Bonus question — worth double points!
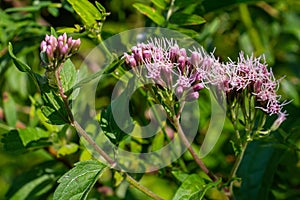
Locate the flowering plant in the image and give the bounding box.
[1,1,299,200]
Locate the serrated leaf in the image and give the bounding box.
[18,127,50,146]
[169,13,206,26]
[53,160,106,200]
[5,161,65,200]
[60,59,77,95]
[66,0,102,26]
[133,3,165,26]
[41,88,70,125]
[3,92,17,127]
[173,174,205,200]
[172,174,221,200]
[234,140,285,199]
[37,73,70,125]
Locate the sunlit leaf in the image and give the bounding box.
[172,174,221,200]
[60,59,77,96]
[18,127,50,146]
[133,3,165,26]
[66,0,102,26]
[53,160,106,200]
[40,87,70,125]
[1,129,51,154]
[57,143,79,157]
[151,0,167,10]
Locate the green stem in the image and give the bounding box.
[125,174,164,200]
[229,141,248,195]
[172,116,218,181]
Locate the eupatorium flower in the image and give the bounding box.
[124,37,288,127]
[209,52,288,119]
[40,33,80,70]
[124,38,214,101]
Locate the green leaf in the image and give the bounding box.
[151,0,167,10]
[171,171,189,183]
[57,143,79,157]
[53,160,106,200]
[100,78,135,145]
[41,91,70,125]
[169,13,206,26]
[234,140,286,199]
[60,59,77,95]
[100,103,132,145]
[18,127,50,147]
[8,42,32,73]
[133,3,165,26]
[151,131,165,151]
[1,130,26,154]
[5,161,65,200]
[2,92,17,127]
[66,0,102,26]
[1,129,51,154]
[172,174,221,200]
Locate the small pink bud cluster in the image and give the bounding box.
[40,33,80,70]
[124,38,213,101]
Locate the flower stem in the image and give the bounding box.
[55,68,163,200]
[229,141,248,194]
[172,116,218,182]
[125,174,164,200]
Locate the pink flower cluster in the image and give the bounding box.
[124,38,210,101]
[40,33,80,70]
[124,38,288,120]
[210,53,288,117]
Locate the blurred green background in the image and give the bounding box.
[0,0,300,199]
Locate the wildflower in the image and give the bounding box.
[123,38,213,102]
[209,52,288,123]
[40,33,81,70]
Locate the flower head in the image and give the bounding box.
[124,38,216,101]
[40,33,81,70]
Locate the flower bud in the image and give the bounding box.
[270,112,287,131]
[179,48,186,57]
[143,50,151,60]
[186,91,199,101]
[169,44,179,62]
[193,83,204,92]
[178,56,186,72]
[40,41,47,52]
[176,86,184,98]
[191,51,200,66]
[129,57,137,68]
